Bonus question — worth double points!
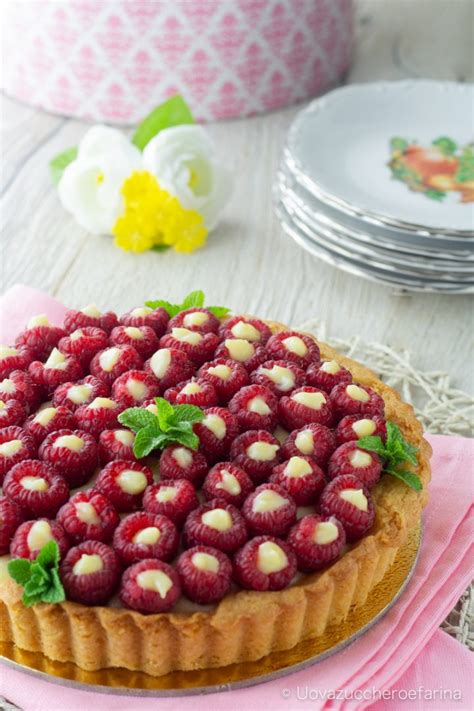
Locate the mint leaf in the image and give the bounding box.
[118,407,157,433]
[172,404,205,424]
[182,290,205,309]
[154,397,176,431]
[386,467,422,491]
[7,559,32,585]
[133,426,166,457]
[432,137,457,155]
[208,306,231,318]
[357,435,387,458]
[170,428,200,450]
[132,95,194,151]
[36,539,60,568]
[144,299,181,317]
[50,146,78,185]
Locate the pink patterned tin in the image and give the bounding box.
[1,0,353,124]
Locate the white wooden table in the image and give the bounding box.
[1,0,473,394]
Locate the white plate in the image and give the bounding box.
[287,81,474,234]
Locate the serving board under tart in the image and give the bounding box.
[0,523,421,696]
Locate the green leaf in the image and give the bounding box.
[386,467,423,491]
[357,435,387,458]
[208,306,231,318]
[7,559,32,586]
[432,136,457,155]
[118,407,157,433]
[36,539,60,568]
[171,428,200,450]
[23,592,46,608]
[132,95,194,151]
[455,144,474,183]
[154,397,176,431]
[151,245,171,253]
[133,425,165,458]
[144,299,180,317]
[172,404,205,424]
[424,189,445,202]
[50,146,78,185]
[182,290,205,309]
[390,137,409,152]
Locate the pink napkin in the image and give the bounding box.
[1,286,473,711]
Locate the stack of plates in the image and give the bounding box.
[275,81,474,293]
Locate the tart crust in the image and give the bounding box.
[0,321,431,676]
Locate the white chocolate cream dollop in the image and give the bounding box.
[257,541,288,574]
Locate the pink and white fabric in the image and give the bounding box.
[1,0,353,123]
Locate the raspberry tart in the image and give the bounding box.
[0,297,430,679]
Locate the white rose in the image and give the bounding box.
[142,125,233,230]
[57,126,141,235]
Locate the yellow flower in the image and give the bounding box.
[112,171,208,254]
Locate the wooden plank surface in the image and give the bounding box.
[1,0,473,393]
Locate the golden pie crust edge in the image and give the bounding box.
[0,321,432,676]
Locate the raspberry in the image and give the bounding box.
[58,327,109,368]
[168,308,220,334]
[183,500,248,553]
[0,427,36,483]
[280,423,336,466]
[251,360,306,397]
[110,325,159,360]
[15,319,66,360]
[164,377,218,408]
[228,384,278,432]
[143,479,199,527]
[193,407,240,461]
[98,429,136,464]
[29,349,83,395]
[0,399,26,428]
[269,456,325,505]
[0,370,41,413]
[265,331,320,368]
[287,515,346,572]
[144,348,195,392]
[52,375,109,411]
[319,475,375,542]
[63,305,118,335]
[159,445,208,484]
[202,462,254,507]
[39,429,99,488]
[234,535,297,591]
[214,339,267,372]
[306,360,352,394]
[111,370,160,407]
[198,358,250,403]
[160,328,220,366]
[4,460,69,518]
[176,545,233,604]
[10,518,70,561]
[112,511,179,565]
[119,559,181,614]
[60,540,121,605]
[75,397,123,437]
[230,430,281,483]
[278,386,334,430]
[242,483,297,536]
[330,383,385,420]
[90,345,143,387]
[336,415,387,446]
[119,306,169,336]
[0,345,33,379]
[327,442,382,488]
[94,460,153,512]
[25,406,77,446]
[219,316,272,344]
[57,490,120,543]
[0,496,24,554]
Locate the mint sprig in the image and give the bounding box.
[8,540,65,607]
[357,421,422,491]
[118,397,205,458]
[145,290,230,319]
